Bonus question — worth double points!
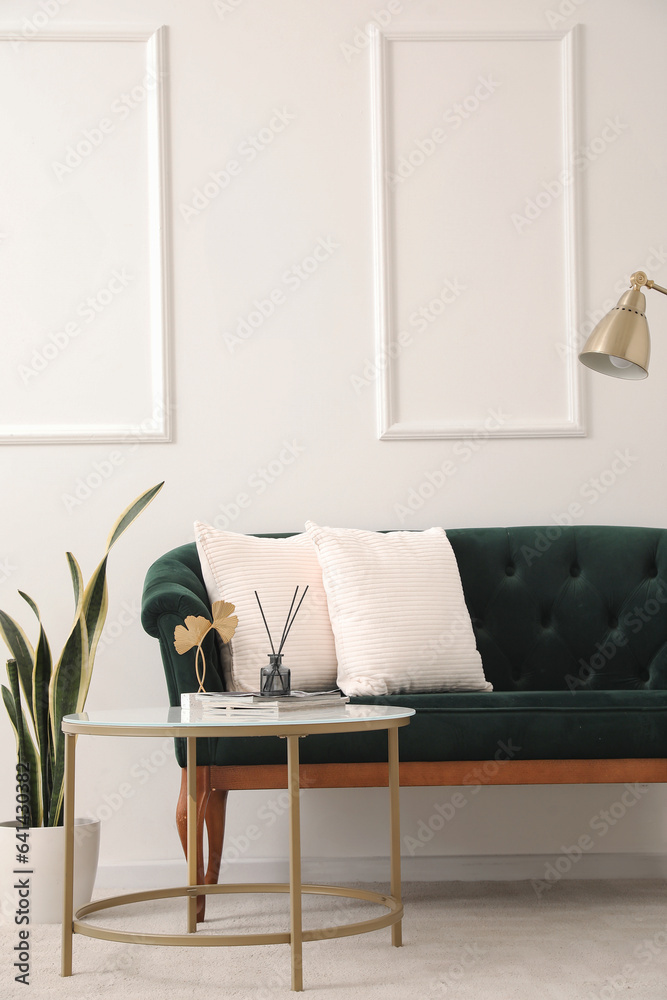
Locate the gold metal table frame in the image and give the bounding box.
[60,707,414,992]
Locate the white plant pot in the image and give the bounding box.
[0,817,100,925]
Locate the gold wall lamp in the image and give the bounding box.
[579,271,667,379]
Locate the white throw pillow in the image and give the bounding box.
[305,522,492,696]
[194,522,338,692]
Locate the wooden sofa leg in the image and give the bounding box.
[204,789,229,886]
[176,765,211,922]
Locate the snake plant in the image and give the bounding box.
[1,482,163,827]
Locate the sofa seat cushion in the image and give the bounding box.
[177,690,667,768]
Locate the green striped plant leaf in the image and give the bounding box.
[20,594,53,824]
[66,552,84,617]
[2,669,42,827]
[77,483,163,711]
[1,482,164,827]
[0,612,35,728]
[78,556,108,711]
[47,612,88,827]
[105,482,164,553]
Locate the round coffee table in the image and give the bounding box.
[61,703,415,991]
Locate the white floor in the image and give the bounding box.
[2,880,667,999]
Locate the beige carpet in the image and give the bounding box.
[2,880,667,999]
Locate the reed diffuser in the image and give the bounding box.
[255,585,309,696]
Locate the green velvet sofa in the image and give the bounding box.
[141,525,667,917]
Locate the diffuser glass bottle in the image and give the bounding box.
[260,654,291,696]
[255,585,309,698]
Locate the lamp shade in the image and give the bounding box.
[578,287,650,379]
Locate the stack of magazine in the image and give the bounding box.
[180,689,349,719]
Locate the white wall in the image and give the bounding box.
[2,0,667,885]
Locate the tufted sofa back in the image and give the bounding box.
[141,526,667,698]
[446,525,667,692]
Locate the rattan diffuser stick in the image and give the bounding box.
[278,585,309,655]
[254,585,310,657]
[254,590,276,654]
[278,585,299,653]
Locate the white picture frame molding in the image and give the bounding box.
[0,25,172,445]
[371,26,584,440]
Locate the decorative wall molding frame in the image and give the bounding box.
[371,27,584,440]
[0,25,172,444]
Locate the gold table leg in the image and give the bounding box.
[287,735,303,991]
[187,737,197,933]
[61,732,76,976]
[388,727,402,947]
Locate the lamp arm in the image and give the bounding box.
[630,270,667,296]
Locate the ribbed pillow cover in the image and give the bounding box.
[194,522,338,691]
[305,522,492,696]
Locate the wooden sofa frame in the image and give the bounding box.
[177,757,667,922]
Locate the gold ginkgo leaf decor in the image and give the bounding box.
[173,616,212,655]
[210,601,238,643]
[173,600,238,692]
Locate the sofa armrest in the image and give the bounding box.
[142,581,212,637]
[141,543,212,637]
[154,611,224,704]
[141,543,226,704]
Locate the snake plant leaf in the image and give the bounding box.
[66,553,84,619]
[80,554,108,673]
[47,611,88,827]
[3,672,42,827]
[2,483,163,828]
[6,661,27,772]
[19,593,53,824]
[77,482,164,709]
[18,592,39,619]
[105,481,164,553]
[0,611,35,727]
